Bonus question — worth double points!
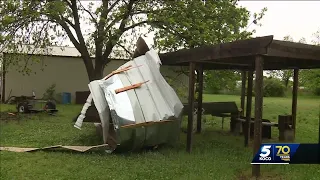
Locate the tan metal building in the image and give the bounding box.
[1,46,188,103]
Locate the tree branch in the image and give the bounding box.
[69,0,87,48]
[22,21,50,73]
[63,0,72,8]
[123,20,157,31]
[130,9,159,15]
[102,0,135,63]
[58,21,80,49]
[78,0,97,25]
[62,17,75,29]
[95,0,110,65]
[155,23,190,42]
[116,42,133,57]
[118,0,135,32]
[105,0,121,15]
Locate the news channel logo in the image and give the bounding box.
[251,143,300,164]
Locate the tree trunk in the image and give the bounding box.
[93,65,104,81]
[80,55,106,82]
[285,78,289,88]
[88,56,106,82]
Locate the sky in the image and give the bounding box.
[237,1,320,43]
[141,1,320,47]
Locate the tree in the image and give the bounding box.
[267,35,294,88]
[1,0,266,85]
[268,29,320,96]
[147,0,267,94]
[0,0,163,81]
[266,35,308,88]
[300,29,320,95]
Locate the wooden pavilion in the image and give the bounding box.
[158,35,320,177]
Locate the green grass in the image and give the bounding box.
[1,95,320,180]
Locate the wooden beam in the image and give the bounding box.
[197,65,204,133]
[198,61,252,67]
[318,104,320,144]
[244,71,253,147]
[187,62,196,153]
[240,71,247,116]
[292,69,299,138]
[252,56,264,177]
[159,36,272,65]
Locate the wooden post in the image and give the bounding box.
[252,56,264,177]
[318,104,320,144]
[240,71,247,117]
[244,71,253,147]
[197,65,204,133]
[292,69,299,138]
[278,115,294,142]
[187,62,196,153]
[1,57,6,103]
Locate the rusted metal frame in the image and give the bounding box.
[244,70,253,147]
[252,55,264,177]
[196,64,204,133]
[187,62,196,153]
[292,69,299,138]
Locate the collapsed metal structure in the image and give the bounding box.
[74,38,184,152]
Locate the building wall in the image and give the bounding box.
[4,54,188,103]
[4,54,126,102]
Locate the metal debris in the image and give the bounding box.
[0,144,110,153]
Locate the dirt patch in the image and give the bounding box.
[0,111,23,122]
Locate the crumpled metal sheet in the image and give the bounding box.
[113,118,181,152]
[73,38,183,153]
[0,144,109,153]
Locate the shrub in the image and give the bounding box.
[262,78,286,97]
[313,87,320,96]
[43,83,57,100]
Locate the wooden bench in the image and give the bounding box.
[236,117,278,139]
[183,101,241,129]
[236,117,278,127]
[182,102,278,139]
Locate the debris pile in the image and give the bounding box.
[0,38,183,154]
[74,38,184,152]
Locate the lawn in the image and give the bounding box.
[0,94,319,180]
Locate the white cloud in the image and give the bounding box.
[238,1,320,43]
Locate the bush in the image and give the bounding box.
[313,87,320,96]
[262,78,286,97]
[43,83,57,100]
